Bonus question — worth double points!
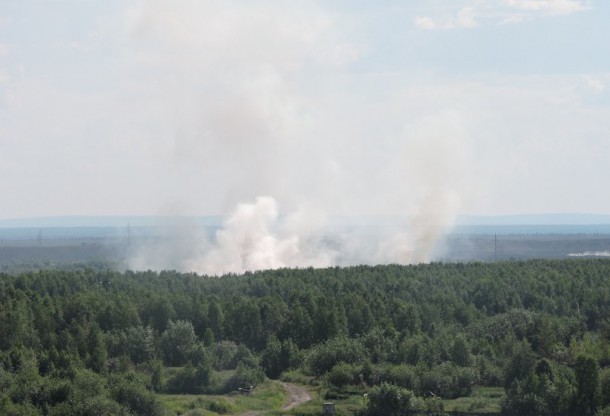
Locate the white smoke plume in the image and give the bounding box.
[188,196,335,275]
[124,1,472,274]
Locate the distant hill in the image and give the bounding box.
[1,214,610,240]
[0,216,224,228]
[456,213,610,226]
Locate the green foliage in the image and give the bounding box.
[574,355,601,415]
[262,335,303,379]
[159,320,199,366]
[224,364,265,392]
[597,405,610,416]
[419,363,477,399]
[366,382,419,416]
[327,362,358,387]
[164,362,213,394]
[450,334,473,367]
[212,340,240,370]
[502,361,575,416]
[109,373,163,416]
[206,398,237,414]
[150,359,163,392]
[3,260,610,414]
[307,335,368,376]
[364,363,418,390]
[262,335,282,379]
[504,340,536,388]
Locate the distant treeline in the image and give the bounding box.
[2,260,610,415]
[3,231,610,269]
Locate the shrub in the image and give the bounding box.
[418,363,476,399]
[307,336,368,376]
[223,364,265,393]
[388,365,418,390]
[110,375,163,416]
[327,362,357,387]
[164,362,213,394]
[206,399,237,414]
[366,382,418,416]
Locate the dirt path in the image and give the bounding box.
[279,382,312,411]
[238,382,312,415]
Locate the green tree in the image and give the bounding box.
[86,323,108,373]
[308,336,368,376]
[203,327,215,347]
[574,355,600,415]
[261,335,282,379]
[159,320,199,366]
[150,360,163,392]
[110,374,163,416]
[450,334,472,367]
[208,299,224,340]
[504,340,536,388]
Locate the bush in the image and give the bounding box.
[223,364,265,393]
[327,362,357,387]
[212,341,239,370]
[110,375,163,416]
[307,336,368,376]
[388,365,418,390]
[206,399,237,414]
[164,362,212,394]
[366,382,418,416]
[418,363,476,399]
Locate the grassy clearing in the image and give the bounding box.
[279,370,320,387]
[441,386,504,413]
[160,370,504,415]
[159,380,285,415]
[276,371,365,416]
[277,372,505,415]
[275,391,364,416]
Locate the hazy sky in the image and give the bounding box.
[1,0,609,220]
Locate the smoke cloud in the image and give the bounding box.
[124,0,472,274]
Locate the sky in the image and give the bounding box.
[1,0,610,221]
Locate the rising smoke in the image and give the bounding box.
[125,0,471,275]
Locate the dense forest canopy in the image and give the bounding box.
[2,259,610,415]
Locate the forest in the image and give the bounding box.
[2,259,610,415]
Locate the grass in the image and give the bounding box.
[276,391,364,416]
[275,375,505,416]
[158,379,285,415]
[279,370,320,387]
[441,386,504,413]
[159,368,505,415]
[277,370,366,416]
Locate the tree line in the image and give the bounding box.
[2,259,610,415]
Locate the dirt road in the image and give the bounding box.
[238,382,312,416]
[280,382,312,411]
